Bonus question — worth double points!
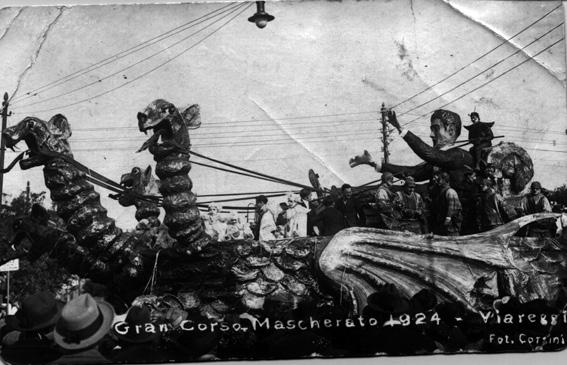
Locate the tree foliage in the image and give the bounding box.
[550,184,567,207]
[0,188,72,305]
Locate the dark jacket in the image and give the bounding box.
[465,122,494,148]
[460,179,480,234]
[335,198,364,227]
[313,206,346,236]
[382,131,474,195]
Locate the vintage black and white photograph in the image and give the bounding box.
[0,0,566,363]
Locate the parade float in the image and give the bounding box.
[1,99,566,355]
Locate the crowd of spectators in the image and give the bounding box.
[252,168,557,240]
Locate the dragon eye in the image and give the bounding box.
[168,106,176,114]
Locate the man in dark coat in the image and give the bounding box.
[335,184,365,227]
[464,112,495,170]
[460,167,480,235]
[312,196,346,236]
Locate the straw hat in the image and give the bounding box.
[54,293,115,350]
[6,291,63,332]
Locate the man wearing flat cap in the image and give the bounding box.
[465,112,495,170]
[521,181,551,215]
[521,181,553,237]
[395,176,426,233]
[373,172,397,229]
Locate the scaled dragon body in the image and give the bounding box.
[2,116,149,289]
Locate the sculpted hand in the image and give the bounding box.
[349,150,380,171]
[387,110,402,132]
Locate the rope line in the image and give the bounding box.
[190,160,303,187]
[42,151,162,204]
[198,192,288,205]
[197,190,297,197]
[191,149,313,190]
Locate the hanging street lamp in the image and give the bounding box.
[248,1,275,29]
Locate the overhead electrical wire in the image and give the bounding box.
[396,22,563,118]
[69,128,380,143]
[10,2,237,104]
[390,3,562,109]
[14,3,253,115]
[65,135,379,151]
[68,119,564,133]
[401,37,564,127]
[70,117,379,133]
[13,3,244,110]
[11,4,561,130]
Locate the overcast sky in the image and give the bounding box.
[0,0,565,229]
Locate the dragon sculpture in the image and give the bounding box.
[2,101,566,318]
[1,115,161,298]
[113,165,162,228]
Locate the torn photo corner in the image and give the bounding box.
[0,0,566,363]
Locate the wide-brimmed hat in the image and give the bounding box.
[54,293,115,350]
[112,305,159,344]
[6,291,64,332]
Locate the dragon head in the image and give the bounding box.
[2,114,72,170]
[137,99,200,158]
[118,165,161,207]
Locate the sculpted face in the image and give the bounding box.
[430,118,456,149]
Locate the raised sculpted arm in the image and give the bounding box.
[402,131,472,170]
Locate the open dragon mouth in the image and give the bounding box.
[3,132,45,170]
[138,118,175,153]
[120,174,135,189]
